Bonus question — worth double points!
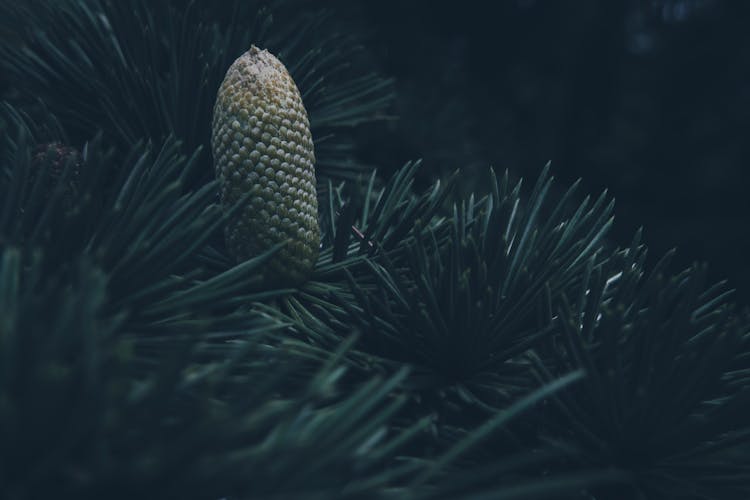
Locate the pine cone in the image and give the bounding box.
[211,46,320,286]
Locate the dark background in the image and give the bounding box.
[319,0,750,303]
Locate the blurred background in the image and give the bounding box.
[314,0,750,303]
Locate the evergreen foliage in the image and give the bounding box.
[0,0,391,185]
[0,1,748,498]
[533,236,750,499]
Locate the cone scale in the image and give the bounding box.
[212,46,320,286]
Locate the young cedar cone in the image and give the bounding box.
[211,46,320,286]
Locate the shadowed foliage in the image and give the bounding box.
[0,0,393,187]
[532,233,750,499]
